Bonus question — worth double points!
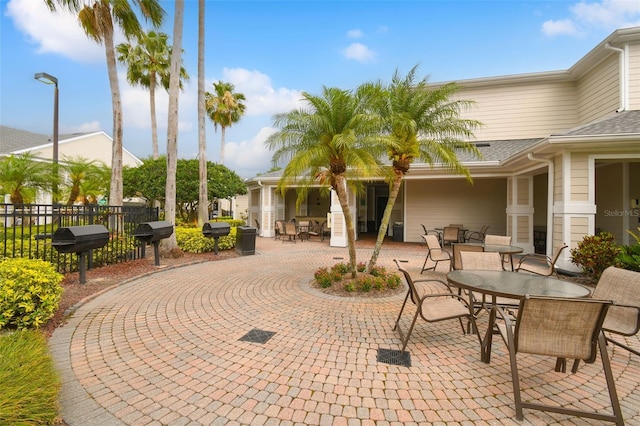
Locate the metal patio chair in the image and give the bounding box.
[441,226,460,246]
[515,244,568,277]
[465,225,489,243]
[421,234,452,273]
[495,296,623,425]
[591,265,640,358]
[393,260,481,352]
[452,243,484,271]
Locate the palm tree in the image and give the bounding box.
[205,81,246,165]
[266,87,381,278]
[197,0,207,226]
[162,0,185,253]
[116,31,188,160]
[60,156,109,205]
[364,65,483,271]
[44,0,164,207]
[0,153,53,204]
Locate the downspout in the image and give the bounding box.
[527,153,554,255]
[604,42,628,112]
[257,180,263,236]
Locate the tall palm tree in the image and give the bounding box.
[116,31,188,160]
[266,87,381,278]
[162,0,184,252]
[44,0,164,207]
[197,0,207,226]
[364,65,483,271]
[0,153,53,204]
[205,81,246,165]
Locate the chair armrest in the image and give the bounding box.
[428,247,451,259]
[517,253,551,267]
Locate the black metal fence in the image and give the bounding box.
[1,203,159,273]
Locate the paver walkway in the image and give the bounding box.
[49,236,640,425]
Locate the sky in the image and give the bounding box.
[1,1,640,179]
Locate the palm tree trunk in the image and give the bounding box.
[197,0,207,227]
[334,174,358,278]
[368,169,404,272]
[104,32,123,207]
[150,70,159,160]
[162,0,184,252]
[220,126,226,164]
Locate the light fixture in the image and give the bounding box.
[34,72,59,204]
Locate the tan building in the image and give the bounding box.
[246,27,640,272]
[1,126,142,204]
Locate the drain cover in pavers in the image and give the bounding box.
[239,329,276,344]
[377,348,411,367]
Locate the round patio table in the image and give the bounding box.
[446,270,591,363]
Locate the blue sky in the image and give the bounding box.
[1,0,640,178]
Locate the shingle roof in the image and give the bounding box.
[554,110,640,137]
[0,125,51,154]
[0,125,96,155]
[455,138,543,162]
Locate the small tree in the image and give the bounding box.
[0,153,53,204]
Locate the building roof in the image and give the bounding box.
[554,110,640,137]
[0,125,95,155]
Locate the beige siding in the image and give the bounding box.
[404,178,507,243]
[31,133,140,168]
[576,55,619,123]
[553,216,564,247]
[570,217,590,245]
[516,216,529,242]
[516,178,529,205]
[454,81,577,140]
[629,43,640,110]
[570,153,589,202]
[554,155,563,203]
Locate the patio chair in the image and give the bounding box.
[452,243,484,271]
[494,296,623,425]
[441,226,460,246]
[274,220,285,240]
[421,234,452,273]
[283,222,297,243]
[420,224,441,245]
[459,251,520,313]
[591,266,640,358]
[465,225,489,243]
[484,234,513,269]
[393,260,481,352]
[297,220,310,242]
[515,244,568,277]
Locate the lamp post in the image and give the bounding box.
[34,72,59,204]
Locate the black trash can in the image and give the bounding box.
[236,226,257,255]
[393,222,404,242]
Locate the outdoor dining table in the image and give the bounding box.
[446,270,592,363]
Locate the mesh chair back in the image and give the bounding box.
[442,226,459,245]
[592,266,640,336]
[452,244,484,270]
[423,234,442,250]
[515,296,611,363]
[460,251,502,270]
[485,234,512,245]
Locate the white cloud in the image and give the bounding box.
[542,0,640,36]
[6,0,104,63]
[224,127,278,178]
[61,121,102,134]
[346,29,363,38]
[219,68,303,116]
[342,42,376,63]
[542,19,580,36]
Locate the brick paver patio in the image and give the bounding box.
[49,236,640,425]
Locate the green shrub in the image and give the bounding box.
[314,263,402,294]
[175,226,236,253]
[0,330,61,424]
[616,227,640,272]
[570,232,621,280]
[0,258,63,329]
